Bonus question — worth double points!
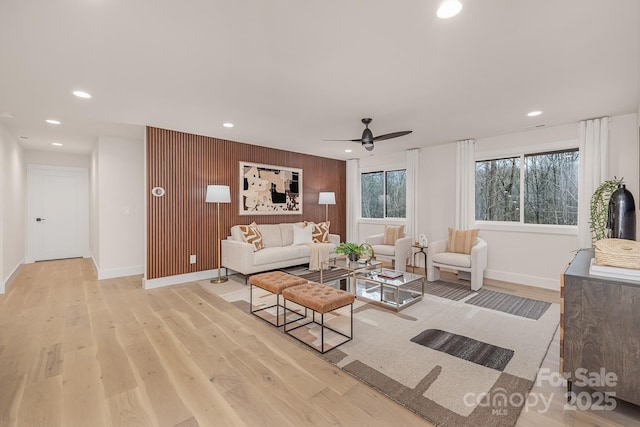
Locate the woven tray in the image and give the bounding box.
[594,238,640,269]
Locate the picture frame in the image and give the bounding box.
[239,161,302,215]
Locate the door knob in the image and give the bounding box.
[36,217,46,222]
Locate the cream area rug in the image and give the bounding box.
[200,274,559,427]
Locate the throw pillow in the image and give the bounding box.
[305,221,331,243]
[238,222,264,251]
[448,227,479,254]
[292,224,313,245]
[383,225,405,245]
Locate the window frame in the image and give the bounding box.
[474,140,579,235]
[360,168,407,220]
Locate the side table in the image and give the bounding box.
[412,245,428,277]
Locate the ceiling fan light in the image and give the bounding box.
[364,143,374,151]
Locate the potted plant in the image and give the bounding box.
[335,242,364,261]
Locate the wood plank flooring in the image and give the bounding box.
[0,258,638,426]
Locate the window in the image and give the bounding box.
[475,149,579,225]
[361,169,406,218]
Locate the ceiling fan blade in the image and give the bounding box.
[372,130,413,141]
[322,138,363,142]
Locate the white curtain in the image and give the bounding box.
[406,148,420,243]
[455,139,475,229]
[578,117,609,248]
[346,159,360,243]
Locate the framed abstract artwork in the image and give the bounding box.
[239,162,302,215]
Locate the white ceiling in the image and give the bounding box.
[0,0,638,161]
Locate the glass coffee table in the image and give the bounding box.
[354,269,424,311]
[320,256,383,293]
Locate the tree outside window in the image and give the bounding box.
[361,170,406,218]
[475,149,578,225]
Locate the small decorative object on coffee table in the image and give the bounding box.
[359,243,375,263]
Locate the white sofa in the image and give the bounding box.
[221,222,340,279]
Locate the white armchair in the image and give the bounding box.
[427,238,487,290]
[365,233,412,272]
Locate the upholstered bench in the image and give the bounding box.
[282,282,355,353]
[248,271,308,327]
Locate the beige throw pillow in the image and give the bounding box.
[383,225,405,245]
[238,222,264,251]
[448,227,479,254]
[305,221,330,243]
[293,224,313,245]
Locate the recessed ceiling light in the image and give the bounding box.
[73,90,92,99]
[527,110,543,117]
[52,142,63,146]
[345,149,352,153]
[46,119,61,125]
[222,122,234,128]
[437,0,463,19]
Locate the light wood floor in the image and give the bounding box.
[0,259,638,427]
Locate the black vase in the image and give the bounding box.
[608,184,636,240]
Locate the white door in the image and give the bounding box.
[27,165,89,262]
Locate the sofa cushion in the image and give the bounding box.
[238,222,264,251]
[305,221,331,243]
[293,224,313,245]
[257,224,283,248]
[254,246,306,266]
[273,222,306,246]
[448,227,479,254]
[383,225,405,245]
[432,251,472,268]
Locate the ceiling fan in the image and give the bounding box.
[325,118,412,151]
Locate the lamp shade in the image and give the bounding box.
[318,192,336,205]
[206,185,231,203]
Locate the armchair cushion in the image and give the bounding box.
[432,252,471,268]
[383,225,405,245]
[448,227,479,254]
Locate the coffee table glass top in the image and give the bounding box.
[355,268,424,311]
[322,257,382,272]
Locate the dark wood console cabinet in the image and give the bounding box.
[562,249,640,406]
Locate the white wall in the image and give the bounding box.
[92,136,145,279]
[419,113,639,290]
[0,124,26,293]
[25,150,90,168]
[90,144,100,269]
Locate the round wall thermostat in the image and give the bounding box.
[151,186,165,197]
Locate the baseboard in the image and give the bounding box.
[97,264,145,280]
[484,269,559,291]
[143,268,227,290]
[1,259,25,294]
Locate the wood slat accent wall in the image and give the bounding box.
[146,127,347,280]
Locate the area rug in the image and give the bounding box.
[199,273,559,427]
